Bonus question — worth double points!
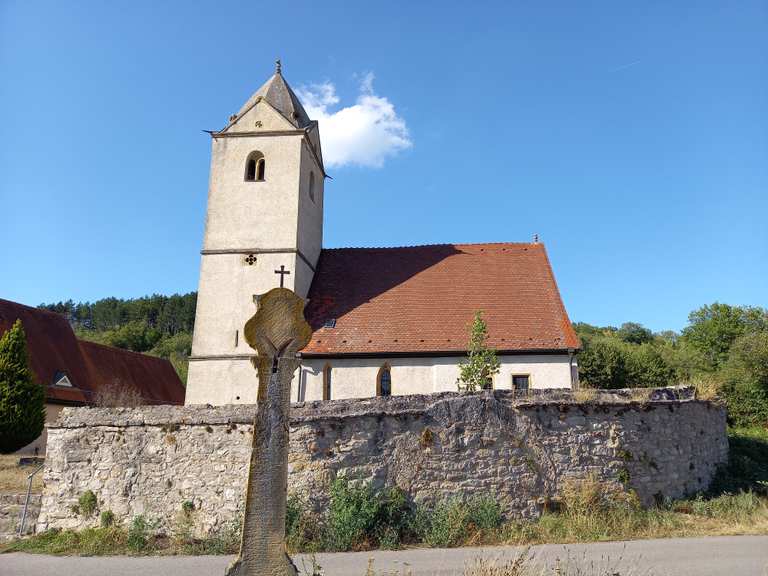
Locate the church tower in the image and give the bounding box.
[185,62,325,405]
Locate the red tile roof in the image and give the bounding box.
[79,341,185,405]
[0,300,91,404]
[0,298,185,405]
[302,243,580,357]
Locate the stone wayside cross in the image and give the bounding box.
[225,287,312,576]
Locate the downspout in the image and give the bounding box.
[568,348,579,390]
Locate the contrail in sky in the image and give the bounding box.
[608,60,641,73]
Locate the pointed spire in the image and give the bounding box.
[234,61,311,129]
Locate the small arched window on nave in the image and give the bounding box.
[245,151,265,182]
[377,365,392,397]
[308,172,316,203]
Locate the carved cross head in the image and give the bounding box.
[244,287,312,362]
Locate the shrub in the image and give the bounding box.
[286,496,322,552]
[417,498,471,548]
[127,515,151,552]
[78,490,98,518]
[324,476,411,551]
[625,344,675,388]
[100,510,115,528]
[687,491,765,521]
[719,332,768,427]
[325,477,379,551]
[708,427,768,495]
[467,495,502,532]
[0,320,45,453]
[577,337,629,389]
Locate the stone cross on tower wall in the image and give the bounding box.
[225,287,312,576]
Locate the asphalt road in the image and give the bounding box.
[1,535,767,576]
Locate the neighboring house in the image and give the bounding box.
[0,299,185,454]
[185,63,580,406]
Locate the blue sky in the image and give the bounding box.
[1,1,766,332]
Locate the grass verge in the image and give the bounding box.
[0,455,43,494]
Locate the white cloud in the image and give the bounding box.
[296,73,412,168]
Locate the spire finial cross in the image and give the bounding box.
[275,58,282,74]
[274,265,290,288]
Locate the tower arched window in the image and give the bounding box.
[245,151,265,182]
[323,364,332,401]
[308,172,315,203]
[377,365,392,397]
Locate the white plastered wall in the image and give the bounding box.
[202,133,302,251]
[186,358,259,405]
[187,96,325,406]
[292,355,574,402]
[186,354,573,406]
[191,252,303,358]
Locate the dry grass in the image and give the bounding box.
[503,478,768,546]
[310,551,655,576]
[689,375,722,401]
[93,379,144,407]
[572,388,598,403]
[0,454,43,494]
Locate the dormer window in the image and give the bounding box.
[52,371,73,387]
[245,151,265,182]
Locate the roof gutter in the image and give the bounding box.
[298,348,580,360]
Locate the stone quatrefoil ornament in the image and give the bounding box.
[225,287,312,576]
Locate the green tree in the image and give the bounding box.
[625,343,675,388]
[682,303,768,369]
[573,322,617,339]
[720,332,768,426]
[657,339,708,382]
[578,337,629,389]
[150,332,192,384]
[102,320,161,352]
[617,322,654,345]
[457,311,500,392]
[0,320,45,453]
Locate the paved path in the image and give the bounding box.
[2,535,767,575]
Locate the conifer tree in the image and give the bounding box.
[457,311,500,392]
[0,320,45,453]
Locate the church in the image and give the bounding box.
[185,63,580,406]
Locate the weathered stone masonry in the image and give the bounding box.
[37,388,728,536]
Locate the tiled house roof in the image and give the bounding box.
[0,298,185,405]
[79,341,185,405]
[302,242,580,357]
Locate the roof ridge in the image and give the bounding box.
[77,338,171,362]
[0,298,70,320]
[322,241,542,252]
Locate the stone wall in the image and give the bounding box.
[1,493,41,542]
[37,388,728,536]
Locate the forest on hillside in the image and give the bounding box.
[39,293,196,383]
[38,296,768,426]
